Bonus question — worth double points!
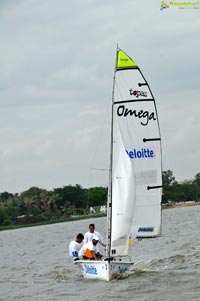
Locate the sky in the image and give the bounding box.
[0,0,200,193]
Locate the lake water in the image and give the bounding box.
[0,206,200,301]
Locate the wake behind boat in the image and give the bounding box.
[75,46,162,281]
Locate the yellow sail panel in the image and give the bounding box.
[117,50,137,68]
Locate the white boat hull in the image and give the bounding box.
[74,260,134,281]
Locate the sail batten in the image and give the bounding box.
[114,99,155,104]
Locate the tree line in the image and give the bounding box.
[162,170,200,203]
[0,170,200,226]
[0,185,107,226]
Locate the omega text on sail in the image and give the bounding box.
[117,105,156,126]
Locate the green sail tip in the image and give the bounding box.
[117,49,137,68]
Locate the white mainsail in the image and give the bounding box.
[108,48,162,257]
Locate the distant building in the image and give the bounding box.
[89,205,107,214]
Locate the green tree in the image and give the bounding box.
[0,192,14,203]
[20,187,45,200]
[193,172,200,186]
[54,184,87,209]
[87,187,107,207]
[0,208,8,224]
[162,170,177,203]
[162,170,177,187]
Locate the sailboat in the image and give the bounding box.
[75,47,162,281]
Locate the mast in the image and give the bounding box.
[106,45,118,258]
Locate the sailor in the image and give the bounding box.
[69,233,84,261]
[84,223,106,247]
[78,236,102,260]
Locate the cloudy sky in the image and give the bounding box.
[0,0,200,193]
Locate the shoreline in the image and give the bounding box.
[162,201,200,209]
[0,213,106,232]
[1,202,200,231]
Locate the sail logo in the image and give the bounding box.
[118,266,128,273]
[138,227,154,232]
[84,264,97,275]
[117,105,156,126]
[126,148,155,159]
[129,89,147,98]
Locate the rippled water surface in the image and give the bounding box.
[0,206,200,301]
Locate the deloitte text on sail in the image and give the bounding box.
[126,148,155,159]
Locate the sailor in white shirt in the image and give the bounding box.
[69,233,84,261]
[84,223,106,247]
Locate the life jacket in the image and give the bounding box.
[84,248,94,259]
